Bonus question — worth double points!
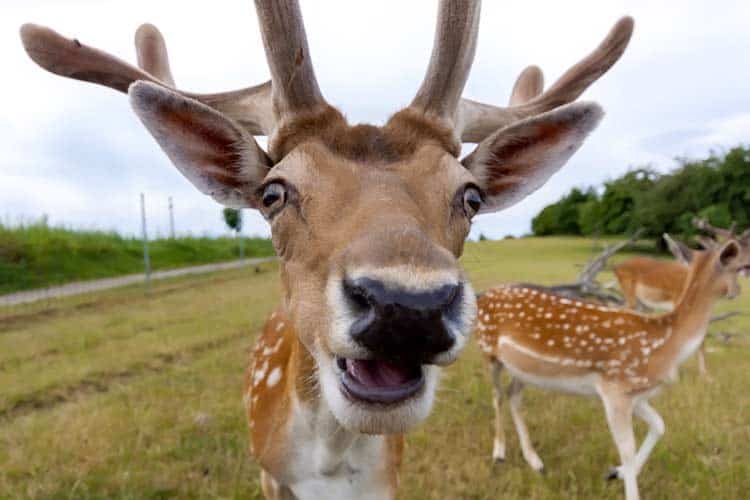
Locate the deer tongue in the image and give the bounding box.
[346,359,415,387]
[340,358,424,404]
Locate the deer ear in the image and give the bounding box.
[129,81,271,208]
[663,234,693,264]
[462,102,603,213]
[718,239,740,268]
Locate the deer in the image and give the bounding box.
[614,220,750,376]
[476,234,750,500]
[21,2,633,498]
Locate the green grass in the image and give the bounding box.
[0,222,274,294]
[0,237,748,498]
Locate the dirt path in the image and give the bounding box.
[0,257,276,307]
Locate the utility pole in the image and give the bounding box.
[140,193,151,287]
[238,209,245,258]
[168,196,175,239]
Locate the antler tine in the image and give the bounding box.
[508,65,544,105]
[695,235,717,250]
[21,23,161,92]
[134,23,175,86]
[254,0,326,119]
[693,216,736,240]
[410,0,481,124]
[20,23,274,136]
[458,16,634,143]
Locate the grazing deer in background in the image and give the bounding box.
[614,221,750,376]
[21,1,633,497]
[476,234,750,500]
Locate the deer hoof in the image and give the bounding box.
[605,467,621,481]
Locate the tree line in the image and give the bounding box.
[531,146,750,247]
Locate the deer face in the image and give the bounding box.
[713,241,750,299]
[265,140,478,432]
[22,1,633,433]
[666,235,748,301]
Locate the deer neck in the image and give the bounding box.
[287,332,363,470]
[659,264,718,362]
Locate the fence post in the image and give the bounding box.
[140,193,151,287]
[238,209,245,259]
[168,196,175,239]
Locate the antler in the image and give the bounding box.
[134,24,175,87]
[692,216,738,241]
[508,66,544,105]
[20,22,274,136]
[254,0,327,120]
[409,0,481,127]
[695,235,718,250]
[457,16,634,143]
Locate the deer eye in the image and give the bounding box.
[261,182,287,216]
[462,185,482,218]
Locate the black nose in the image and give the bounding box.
[342,277,461,364]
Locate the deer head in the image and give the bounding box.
[664,234,749,300]
[692,218,750,277]
[21,1,632,433]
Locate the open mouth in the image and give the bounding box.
[337,357,425,405]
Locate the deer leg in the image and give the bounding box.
[507,377,544,472]
[632,400,665,476]
[623,290,637,310]
[489,358,506,463]
[697,341,711,379]
[261,469,296,500]
[600,388,639,500]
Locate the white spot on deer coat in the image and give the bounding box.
[266,366,282,388]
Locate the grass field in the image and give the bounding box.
[0,237,748,499]
[0,222,274,294]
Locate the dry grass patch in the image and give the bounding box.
[1,238,748,498]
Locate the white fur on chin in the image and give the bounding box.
[317,352,439,434]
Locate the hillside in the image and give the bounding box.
[0,223,274,294]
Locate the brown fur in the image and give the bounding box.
[268,106,460,163]
[614,257,687,309]
[245,309,405,494]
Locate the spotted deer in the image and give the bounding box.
[614,222,750,376]
[21,1,633,497]
[476,234,749,500]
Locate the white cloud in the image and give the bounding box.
[691,113,750,151]
[2,1,749,239]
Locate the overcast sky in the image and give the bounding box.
[2,1,749,239]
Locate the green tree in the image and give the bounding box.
[531,147,750,247]
[222,208,242,234]
[594,168,656,235]
[222,208,244,257]
[531,188,596,236]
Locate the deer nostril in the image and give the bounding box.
[343,280,372,312]
[341,277,463,364]
[436,283,460,312]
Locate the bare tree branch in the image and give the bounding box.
[709,311,742,323]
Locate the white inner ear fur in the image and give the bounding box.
[462,101,603,214]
